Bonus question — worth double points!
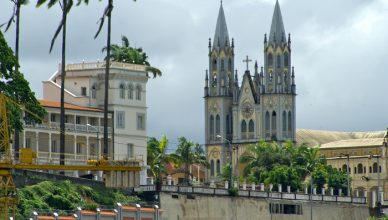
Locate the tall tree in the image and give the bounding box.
[147,136,177,187]
[0,30,46,151]
[36,0,89,166]
[1,0,29,157]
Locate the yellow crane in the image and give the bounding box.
[0,93,141,219]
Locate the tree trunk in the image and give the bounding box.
[103,0,112,159]
[13,0,21,159]
[60,0,67,168]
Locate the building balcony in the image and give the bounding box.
[24,122,112,134]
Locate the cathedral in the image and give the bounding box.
[204,1,296,179]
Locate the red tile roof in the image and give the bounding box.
[39,99,103,112]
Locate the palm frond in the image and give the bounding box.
[49,19,63,53]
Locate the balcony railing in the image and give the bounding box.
[25,122,112,134]
[65,61,146,72]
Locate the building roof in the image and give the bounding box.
[296,129,386,147]
[39,99,103,112]
[268,0,286,45]
[320,138,384,149]
[213,3,230,49]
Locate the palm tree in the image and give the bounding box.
[103,35,162,78]
[36,0,89,166]
[171,137,208,185]
[147,136,177,187]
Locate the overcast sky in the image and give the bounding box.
[1,0,387,146]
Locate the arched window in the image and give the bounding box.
[210,160,215,176]
[91,84,97,99]
[282,111,287,132]
[136,85,142,100]
[342,164,348,173]
[119,84,125,99]
[226,115,230,134]
[268,53,273,66]
[216,115,220,135]
[212,59,217,71]
[228,58,232,71]
[128,84,133,99]
[284,53,289,66]
[269,71,273,81]
[288,111,292,134]
[271,111,277,130]
[373,163,378,173]
[248,120,254,133]
[357,163,363,174]
[265,111,270,132]
[216,159,221,174]
[277,55,281,68]
[210,115,214,137]
[212,74,217,87]
[221,60,225,71]
[241,120,247,133]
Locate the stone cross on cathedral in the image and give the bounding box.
[243,55,252,71]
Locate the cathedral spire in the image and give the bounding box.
[268,0,286,45]
[213,3,230,49]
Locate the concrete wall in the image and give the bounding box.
[160,193,370,220]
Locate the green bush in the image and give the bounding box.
[16,180,140,219]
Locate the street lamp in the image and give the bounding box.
[339,153,350,196]
[86,124,100,160]
[216,134,232,189]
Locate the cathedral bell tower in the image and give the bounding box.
[204,2,235,179]
[261,0,296,141]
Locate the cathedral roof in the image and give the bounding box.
[213,3,230,49]
[238,71,258,104]
[268,0,286,45]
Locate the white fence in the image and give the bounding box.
[134,185,366,204]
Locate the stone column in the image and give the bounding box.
[278,184,282,193]
[269,184,273,192]
[304,186,308,194]
[330,188,334,196]
[86,136,89,160]
[313,188,317,195]
[322,188,325,195]
[338,188,342,196]
[260,183,265,191]
[251,183,256,191]
[48,133,52,160]
[74,135,77,160]
[35,132,39,156]
[287,186,291,193]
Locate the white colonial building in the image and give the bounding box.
[19,61,148,186]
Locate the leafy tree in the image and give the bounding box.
[218,163,232,182]
[265,165,301,192]
[239,140,349,193]
[327,165,350,195]
[2,0,30,155]
[104,35,162,78]
[0,30,45,149]
[170,137,209,185]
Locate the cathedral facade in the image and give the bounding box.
[204,1,296,179]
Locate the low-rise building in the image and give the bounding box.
[18,61,149,186]
[297,129,388,199]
